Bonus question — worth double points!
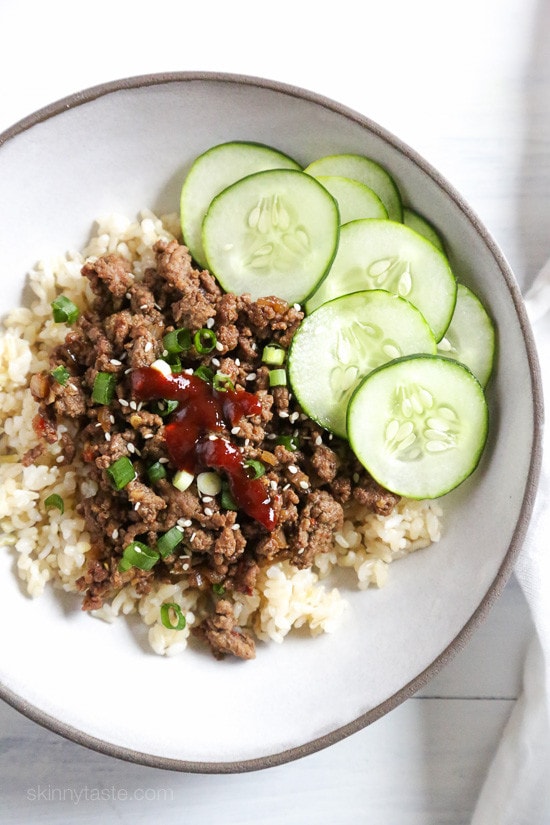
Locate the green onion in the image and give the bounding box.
[50,365,70,386]
[269,368,287,388]
[44,493,64,514]
[169,356,182,374]
[162,327,192,354]
[160,602,187,631]
[151,399,178,418]
[147,461,167,484]
[51,295,80,324]
[213,373,234,392]
[118,541,160,572]
[92,371,117,405]
[262,343,286,366]
[221,481,238,511]
[275,434,299,451]
[194,365,214,383]
[244,459,265,479]
[106,456,136,490]
[212,583,225,596]
[193,328,217,354]
[172,469,194,491]
[156,526,184,558]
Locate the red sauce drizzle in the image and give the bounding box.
[130,367,276,531]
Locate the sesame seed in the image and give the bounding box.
[231,426,241,435]
[142,433,154,439]
[144,341,153,352]
[293,303,301,311]
[112,529,119,539]
[244,438,250,447]
[135,501,141,511]
[235,358,241,366]
[208,434,217,441]
[278,411,289,418]
[202,496,213,503]
[211,358,221,367]
[231,523,240,531]
[158,457,168,463]
[124,368,132,375]
[175,524,185,532]
[283,483,291,491]
[110,359,122,366]
[299,480,309,490]
[289,412,300,423]
[105,432,111,442]
[56,455,64,463]
[288,465,298,474]
[315,435,323,446]
[267,433,277,440]
[270,480,278,490]
[182,563,190,571]
[215,341,224,352]
[140,304,149,310]
[246,372,256,381]
[109,414,115,424]
[129,401,137,410]
[206,317,215,329]
[204,507,213,517]
[181,519,193,527]
[127,443,135,453]
[353,472,360,483]
[190,532,196,541]
[95,422,102,428]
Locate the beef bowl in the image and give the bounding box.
[0,72,542,772]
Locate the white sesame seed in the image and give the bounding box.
[105,432,111,442]
[299,480,309,490]
[154,303,161,311]
[244,438,250,447]
[278,411,289,418]
[315,435,323,446]
[206,317,215,329]
[127,443,135,453]
[56,455,64,463]
[124,368,132,375]
[109,414,115,424]
[231,523,240,531]
[353,472,360,483]
[235,358,241,366]
[211,358,221,367]
[202,496,213,503]
[203,507,213,516]
[283,483,291,491]
[246,372,256,381]
[135,501,141,511]
[190,532,196,541]
[175,524,185,532]
[140,304,149,311]
[95,422,102,428]
[158,457,168,463]
[267,433,277,440]
[231,426,241,435]
[129,401,137,410]
[289,412,300,423]
[288,465,298,474]
[215,341,224,352]
[144,341,153,352]
[182,563,190,571]
[270,480,278,490]
[208,434,217,441]
[142,433,154,439]
[110,359,122,366]
[182,519,192,527]
[293,303,301,311]
[112,529,119,539]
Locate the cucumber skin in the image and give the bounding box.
[346,354,489,500]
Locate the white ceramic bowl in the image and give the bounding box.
[0,72,542,772]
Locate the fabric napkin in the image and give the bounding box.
[471,260,550,824]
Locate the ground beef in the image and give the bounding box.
[30,240,399,661]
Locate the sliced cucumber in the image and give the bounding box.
[202,168,340,305]
[304,153,403,222]
[180,141,301,268]
[315,175,388,223]
[403,207,445,252]
[437,284,496,387]
[288,289,437,438]
[347,354,489,499]
[305,219,457,342]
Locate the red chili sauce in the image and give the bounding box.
[130,367,276,531]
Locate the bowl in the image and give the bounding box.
[0,72,542,772]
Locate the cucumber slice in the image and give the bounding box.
[347,354,489,499]
[180,141,301,268]
[202,169,340,305]
[437,284,496,387]
[403,207,445,252]
[315,175,388,223]
[288,289,437,438]
[306,219,457,342]
[304,153,403,221]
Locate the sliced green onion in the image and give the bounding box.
[156,527,184,558]
[213,373,234,392]
[269,368,287,388]
[160,602,187,631]
[118,540,160,572]
[244,459,265,479]
[197,471,222,496]
[262,344,286,366]
[212,583,225,596]
[50,365,70,386]
[51,295,80,324]
[172,469,194,492]
[221,481,238,511]
[92,371,117,405]
[106,455,136,490]
[151,399,178,418]
[193,328,217,354]
[194,365,214,383]
[162,327,192,354]
[147,460,167,484]
[275,434,299,451]
[44,493,64,514]
[169,356,182,374]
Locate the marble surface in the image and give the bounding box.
[0,0,548,821]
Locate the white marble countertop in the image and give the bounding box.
[0,0,547,821]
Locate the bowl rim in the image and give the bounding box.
[0,70,544,774]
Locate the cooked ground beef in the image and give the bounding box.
[30,239,399,660]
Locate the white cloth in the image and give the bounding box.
[471,262,550,825]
